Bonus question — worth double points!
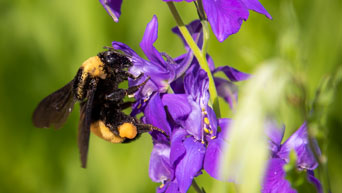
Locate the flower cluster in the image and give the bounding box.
[99,0,323,193]
[110,16,248,192]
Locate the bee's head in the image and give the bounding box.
[98,50,132,70]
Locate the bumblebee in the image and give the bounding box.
[33,48,162,168]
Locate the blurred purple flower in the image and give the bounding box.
[165,0,271,42]
[263,123,323,193]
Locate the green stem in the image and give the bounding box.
[192,179,206,193]
[166,2,220,117]
[201,20,209,56]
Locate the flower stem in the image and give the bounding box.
[201,20,209,56]
[166,2,221,117]
[192,179,206,193]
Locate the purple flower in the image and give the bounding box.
[166,0,271,42]
[203,118,232,180]
[263,123,323,193]
[146,93,206,193]
[149,143,173,183]
[172,20,250,109]
[99,0,123,22]
[100,0,271,42]
[277,123,321,170]
[144,64,234,192]
[111,15,194,112]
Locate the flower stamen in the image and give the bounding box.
[204,117,210,125]
[137,103,142,109]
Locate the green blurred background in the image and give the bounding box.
[0,0,341,193]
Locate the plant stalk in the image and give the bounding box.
[166,2,220,117]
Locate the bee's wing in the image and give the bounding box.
[32,81,76,129]
[78,79,97,168]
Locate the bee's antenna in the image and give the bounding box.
[103,46,114,50]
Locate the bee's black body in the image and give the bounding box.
[33,48,162,168]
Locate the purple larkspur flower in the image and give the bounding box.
[263,122,323,193]
[165,0,271,42]
[100,0,271,42]
[111,15,194,115]
[144,65,234,192]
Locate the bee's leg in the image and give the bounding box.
[105,89,126,101]
[135,123,166,135]
[105,77,150,101]
[118,101,136,110]
[125,72,144,80]
[124,77,150,96]
[161,52,176,65]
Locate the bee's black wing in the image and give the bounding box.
[32,81,76,129]
[78,79,97,168]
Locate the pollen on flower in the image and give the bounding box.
[204,127,210,133]
[210,136,216,140]
[204,117,210,125]
[159,183,165,189]
[137,103,142,109]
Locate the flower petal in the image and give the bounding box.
[174,52,195,80]
[165,181,181,193]
[213,66,250,82]
[170,76,186,94]
[240,0,272,19]
[214,77,238,109]
[277,123,321,170]
[170,129,188,166]
[218,118,232,138]
[202,0,249,42]
[206,54,216,72]
[175,137,206,193]
[172,20,203,49]
[207,106,218,137]
[204,118,231,180]
[265,120,285,154]
[112,42,173,94]
[204,134,226,180]
[307,171,323,193]
[184,99,202,140]
[184,67,209,104]
[183,67,210,140]
[262,158,297,193]
[144,93,172,137]
[99,0,123,22]
[149,143,173,183]
[140,15,167,66]
[162,94,192,122]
